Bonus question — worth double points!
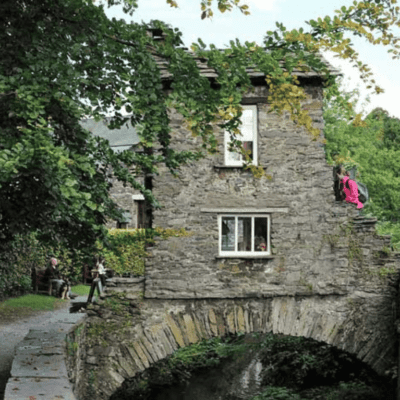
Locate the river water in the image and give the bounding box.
[151,351,264,400]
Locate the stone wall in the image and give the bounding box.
[145,83,400,300]
[106,173,149,229]
[65,320,88,399]
[107,176,138,229]
[70,271,400,400]
[5,311,85,400]
[65,81,400,400]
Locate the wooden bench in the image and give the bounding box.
[31,267,55,296]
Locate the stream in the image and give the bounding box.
[111,334,395,400]
[151,352,263,400]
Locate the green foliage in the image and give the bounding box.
[96,227,191,276]
[66,336,79,357]
[368,265,397,280]
[324,82,400,249]
[167,334,247,369]
[0,294,65,311]
[0,227,190,297]
[2,0,399,254]
[376,221,400,251]
[0,231,85,294]
[325,381,376,400]
[110,334,252,399]
[256,334,375,391]
[70,285,91,296]
[97,229,148,277]
[251,386,302,400]
[111,332,391,400]
[0,233,42,297]
[103,297,131,314]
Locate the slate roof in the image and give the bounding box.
[81,118,139,152]
[80,50,339,149]
[152,50,341,81]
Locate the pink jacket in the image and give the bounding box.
[342,176,364,209]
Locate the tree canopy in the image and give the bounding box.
[324,84,400,219]
[1,0,399,251]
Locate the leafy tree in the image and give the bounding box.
[324,83,400,231]
[1,0,400,252]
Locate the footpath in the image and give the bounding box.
[0,296,87,400]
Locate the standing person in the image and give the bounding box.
[97,256,107,288]
[337,167,364,209]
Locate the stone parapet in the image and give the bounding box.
[5,305,86,400]
[100,277,145,300]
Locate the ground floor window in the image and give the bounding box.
[219,215,270,256]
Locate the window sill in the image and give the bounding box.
[215,255,275,259]
[214,165,265,169]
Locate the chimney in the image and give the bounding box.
[146,28,167,43]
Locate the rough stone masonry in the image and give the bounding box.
[65,79,400,400]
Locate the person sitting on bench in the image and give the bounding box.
[44,255,69,298]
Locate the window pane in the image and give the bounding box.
[241,109,254,140]
[255,218,268,252]
[242,108,253,124]
[221,217,235,251]
[238,217,252,252]
[225,105,256,166]
[242,141,253,161]
[227,147,242,162]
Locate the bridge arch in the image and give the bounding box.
[133,296,396,376]
[80,293,397,400]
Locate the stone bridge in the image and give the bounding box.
[59,75,400,398]
[67,211,400,400]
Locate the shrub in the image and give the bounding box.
[0,232,84,296]
[96,229,148,276]
[96,228,191,277]
[251,386,302,400]
[0,227,191,297]
[376,221,400,251]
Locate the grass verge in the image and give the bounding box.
[71,285,91,296]
[0,294,68,324]
[0,285,91,325]
[1,294,65,311]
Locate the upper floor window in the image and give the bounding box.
[219,214,270,256]
[224,105,258,166]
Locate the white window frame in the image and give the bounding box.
[224,105,258,166]
[218,214,271,257]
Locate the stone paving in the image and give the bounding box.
[1,296,87,400]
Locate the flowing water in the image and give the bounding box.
[151,351,263,400]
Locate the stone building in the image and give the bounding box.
[81,118,149,229]
[61,50,400,400]
[85,52,392,302]
[144,55,365,300]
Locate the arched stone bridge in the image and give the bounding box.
[114,294,397,375]
[67,266,400,399]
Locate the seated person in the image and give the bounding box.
[337,167,364,209]
[44,256,69,299]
